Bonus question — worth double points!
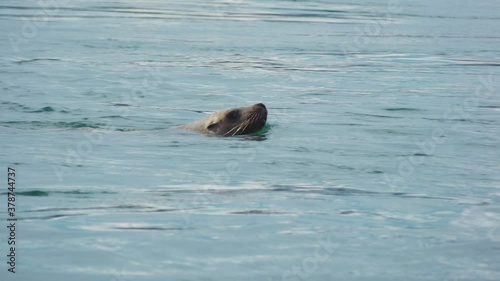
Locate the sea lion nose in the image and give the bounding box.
[254,103,266,110]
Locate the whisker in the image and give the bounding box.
[222,111,264,136]
[223,124,240,136]
[236,121,251,136]
[233,118,251,136]
[239,115,258,135]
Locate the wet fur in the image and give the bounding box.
[180,103,267,136]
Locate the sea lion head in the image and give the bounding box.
[205,103,268,136]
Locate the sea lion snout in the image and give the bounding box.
[252,103,267,118]
[254,103,266,110]
[253,103,267,114]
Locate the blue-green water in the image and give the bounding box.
[1,0,500,280]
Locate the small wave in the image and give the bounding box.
[18,214,82,221]
[479,105,500,109]
[16,190,49,196]
[98,115,129,119]
[269,185,456,201]
[3,103,69,114]
[449,59,500,67]
[57,190,98,195]
[5,190,117,198]
[25,204,145,214]
[384,108,422,112]
[14,58,63,64]
[231,210,284,215]
[1,101,31,111]
[112,227,194,231]
[1,120,104,129]
[347,112,403,119]
[55,121,101,129]
[28,106,56,113]
[146,208,181,213]
[83,222,195,231]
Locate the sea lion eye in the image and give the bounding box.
[227,110,239,120]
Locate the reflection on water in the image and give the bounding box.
[1,0,499,280]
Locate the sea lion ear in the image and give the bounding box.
[207,122,218,132]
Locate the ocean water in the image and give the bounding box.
[1,0,499,280]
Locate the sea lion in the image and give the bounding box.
[180,103,267,136]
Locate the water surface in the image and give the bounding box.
[1,0,499,280]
